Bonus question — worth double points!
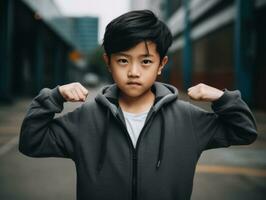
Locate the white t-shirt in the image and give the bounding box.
[122,110,149,148]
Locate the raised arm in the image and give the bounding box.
[19,82,88,159]
[187,83,258,153]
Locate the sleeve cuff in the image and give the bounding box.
[211,89,241,110]
[50,85,67,106]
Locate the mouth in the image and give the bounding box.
[127,82,142,86]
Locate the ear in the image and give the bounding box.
[103,53,111,72]
[157,56,168,75]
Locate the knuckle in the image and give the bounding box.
[71,82,78,87]
[69,85,74,90]
[197,90,203,97]
[198,83,205,92]
[198,83,204,87]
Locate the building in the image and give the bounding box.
[131,0,266,110]
[72,17,99,54]
[131,0,165,19]
[51,16,99,54]
[0,0,99,102]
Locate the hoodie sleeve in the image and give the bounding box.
[19,86,80,160]
[189,89,258,153]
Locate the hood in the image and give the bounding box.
[94,82,179,172]
[95,81,178,114]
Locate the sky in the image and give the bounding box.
[54,0,131,44]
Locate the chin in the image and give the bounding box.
[125,92,143,98]
[121,90,145,98]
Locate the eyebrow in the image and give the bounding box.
[115,53,155,57]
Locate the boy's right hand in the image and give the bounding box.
[59,82,89,102]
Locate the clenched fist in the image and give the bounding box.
[187,83,224,102]
[59,82,89,102]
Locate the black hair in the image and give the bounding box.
[102,10,173,61]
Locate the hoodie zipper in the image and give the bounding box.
[115,109,155,200]
[132,150,137,200]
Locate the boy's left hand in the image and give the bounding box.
[187,83,224,102]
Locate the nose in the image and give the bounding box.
[128,63,140,77]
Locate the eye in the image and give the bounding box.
[117,59,128,64]
[142,59,152,65]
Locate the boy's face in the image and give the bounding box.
[103,41,168,99]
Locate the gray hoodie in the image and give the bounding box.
[19,82,258,200]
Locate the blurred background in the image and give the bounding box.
[0,0,265,199]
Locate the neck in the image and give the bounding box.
[119,89,155,114]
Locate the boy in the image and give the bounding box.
[19,10,258,200]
